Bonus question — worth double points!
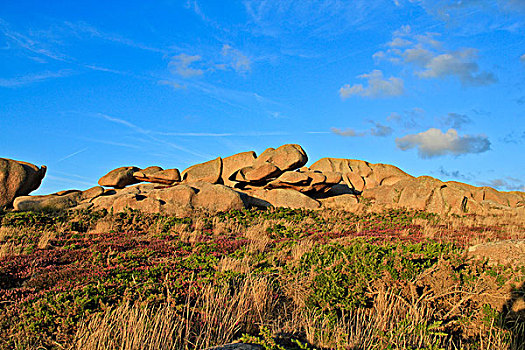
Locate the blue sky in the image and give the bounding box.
[1,0,524,194]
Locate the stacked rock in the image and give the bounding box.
[5,144,525,216]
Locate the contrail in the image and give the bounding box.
[56,148,88,163]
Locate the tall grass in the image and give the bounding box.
[73,275,523,350]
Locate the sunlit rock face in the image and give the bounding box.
[6,144,525,216]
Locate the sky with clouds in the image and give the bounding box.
[1,0,524,194]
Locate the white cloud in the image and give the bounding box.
[169,53,204,78]
[222,44,251,73]
[521,53,525,64]
[376,27,497,86]
[339,70,404,98]
[395,128,490,158]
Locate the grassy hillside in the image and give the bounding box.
[0,207,523,349]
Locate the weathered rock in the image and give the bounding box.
[345,172,365,192]
[324,171,343,185]
[309,158,411,190]
[112,194,163,214]
[468,240,525,266]
[251,189,320,210]
[138,166,164,175]
[149,185,196,215]
[91,184,156,210]
[221,151,257,187]
[81,186,105,201]
[255,144,307,171]
[14,191,82,211]
[232,162,282,184]
[265,171,310,189]
[134,168,181,185]
[98,166,140,189]
[305,171,326,185]
[0,158,46,209]
[319,193,360,210]
[181,157,222,184]
[191,182,247,213]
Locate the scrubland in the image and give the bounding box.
[0,206,523,349]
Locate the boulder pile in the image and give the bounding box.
[3,144,525,216]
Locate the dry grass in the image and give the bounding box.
[74,275,276,350]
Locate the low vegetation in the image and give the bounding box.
[0,207,523,349]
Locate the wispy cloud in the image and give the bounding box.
[339,70,404,98]
[331,128,366,137]
[441,112,472,130]
[62,21,167,54]
[169,53,205,78]
[501,131,525,144]
[387,107,426,129]
[0,70,73,87]
[521,53,525,64]
[435,166,473,181]
[375,25,497,86]
[332,121,393,137]
[396,128,491,158]
[478,177,525,191]
[243,0,390,38]
[221,44,251,73]
[45,175,94,187]
[0,18,68,62]
[158,80,185,90]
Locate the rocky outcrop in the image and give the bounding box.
[181,157,222,184]
[309,158,412,192]
[0,158,46,209]
[98,166,140,189]
[7,143,524,216]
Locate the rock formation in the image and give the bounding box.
[5,144,525,216]
[0,158,46,209]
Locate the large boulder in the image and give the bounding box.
[181,157,222,184]
[133,167,181,185]
[231,162,282,185]
[0,158,46,209]
[149,185,196,215]
[221,151,257,187]
[255,144,307,171]
[98,166,141,189]
[190,182,247,213]
[13,186,105,211]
